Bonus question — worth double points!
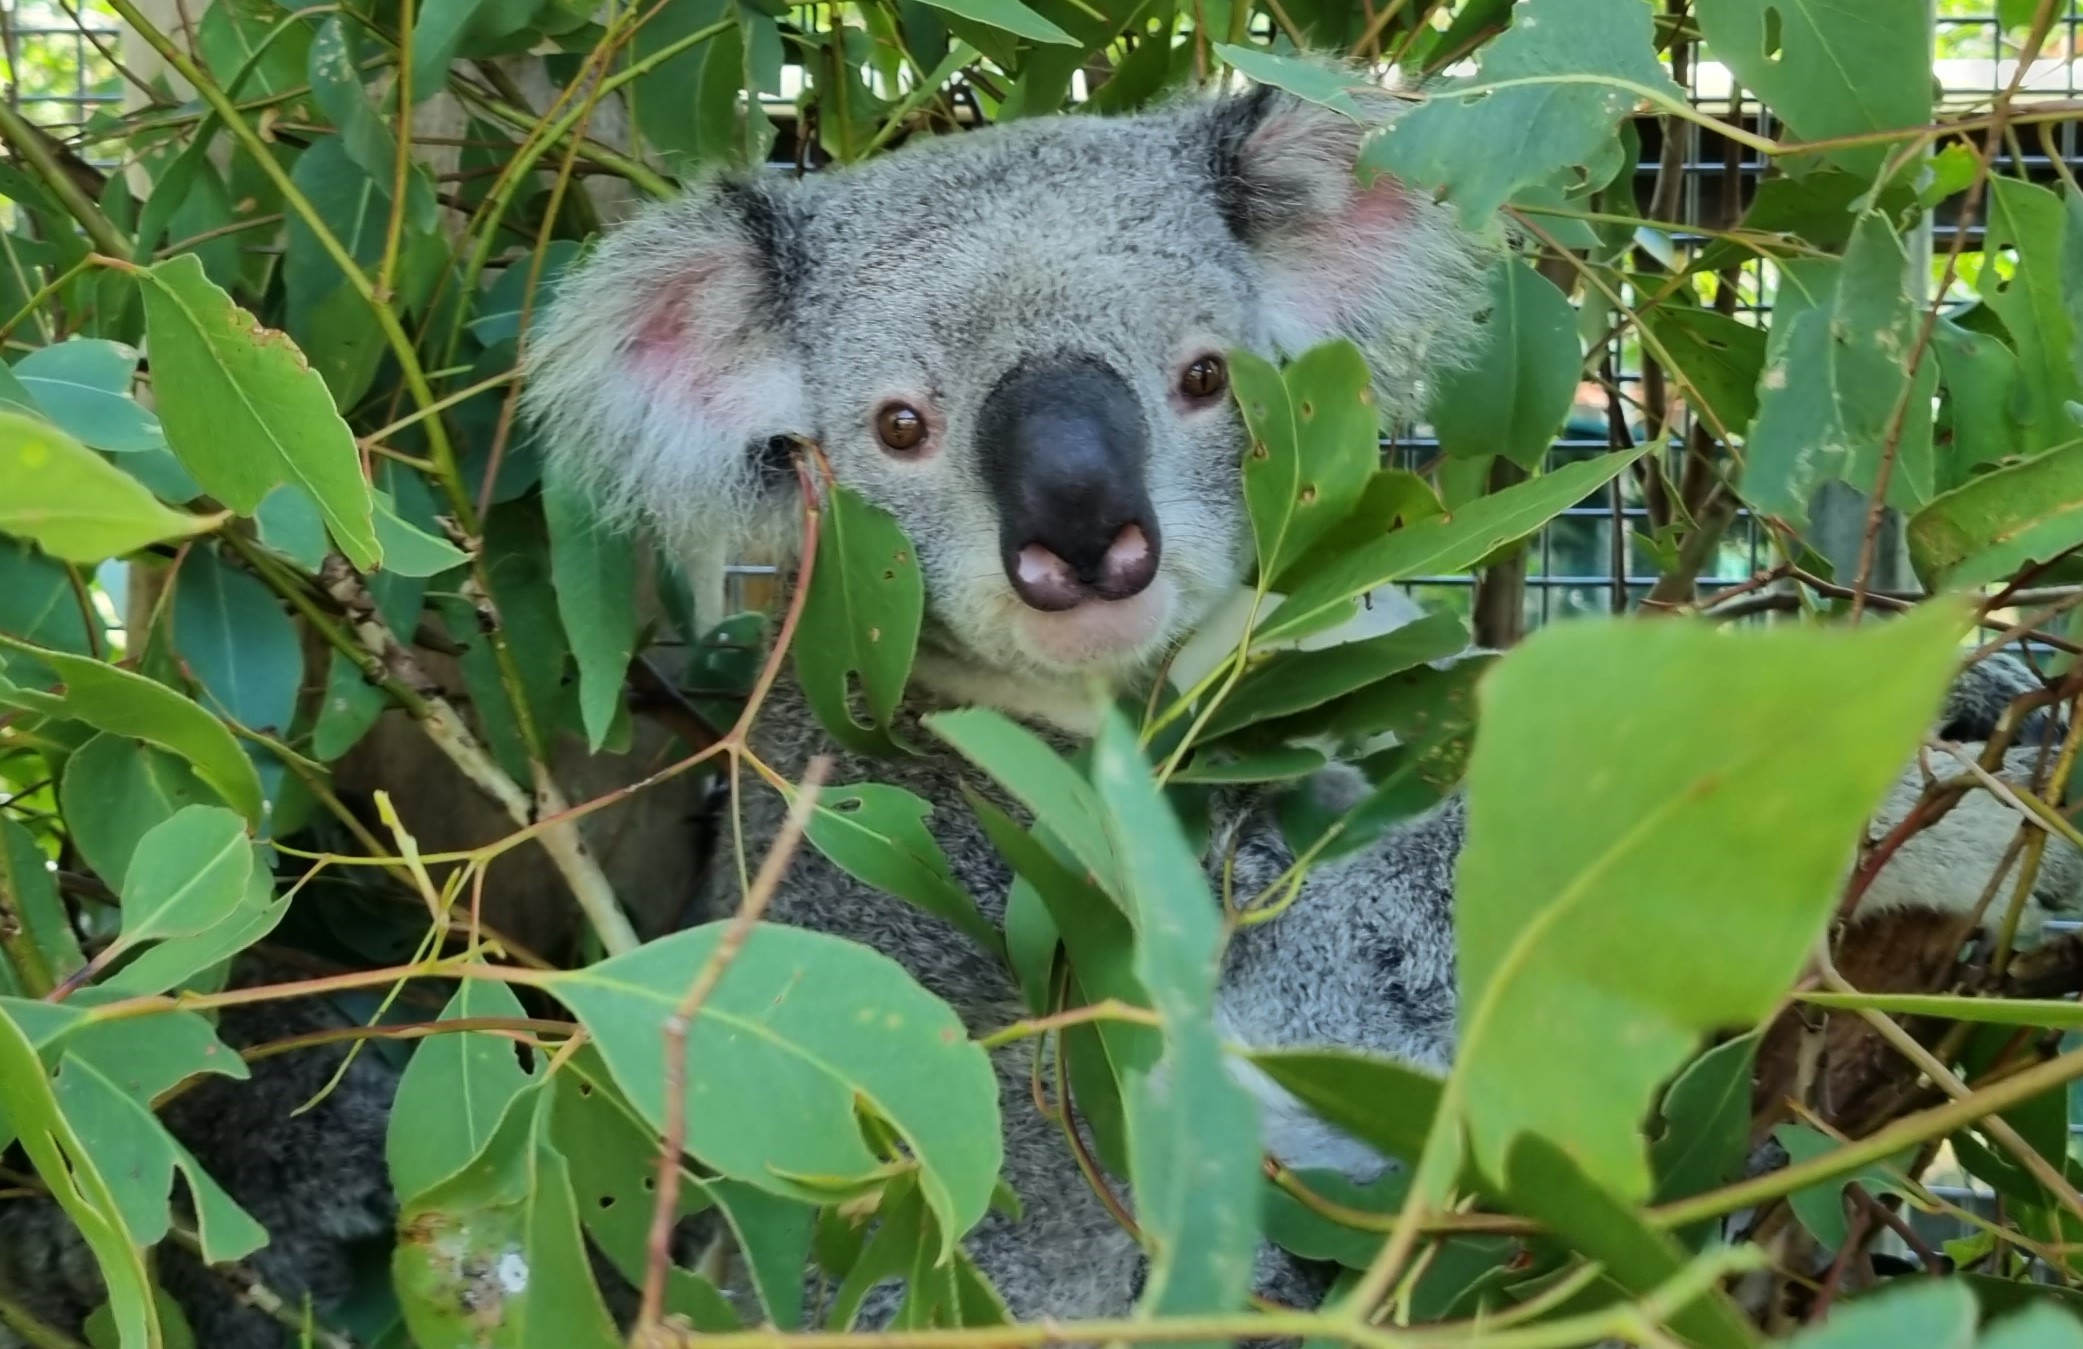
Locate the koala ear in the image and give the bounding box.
[1205,78,1491,422]
[522,178,808,559]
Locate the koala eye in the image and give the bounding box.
[875,403,928,454]
[1180,355,1227,402]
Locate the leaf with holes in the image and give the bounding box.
[1234,340,1381,588]
[1361,0,1683,228]
[1743,212,1938,527]
[804,784,1002,957]
[1981,177,2081,454]
[1254,447,1646,645]
[1907,440,2083,591]
[1934,313,2025,488]
[1635,303,1768,438]
[394,1081,622,1349]
[387,979,542,1205]
[1430,259,1582,467]
[795,484,924,756]
[543,923,1001,1255]
[0,635,264,824]
[1695,0,1932,182]
[0,412,220,563]
[137,253,379,569]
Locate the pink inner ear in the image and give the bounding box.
[629,257,759,416]
[1267,171,1414,337]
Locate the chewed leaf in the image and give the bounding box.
[794,484,924,756]
[136,253,379,568]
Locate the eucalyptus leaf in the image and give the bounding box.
[544,923,1002,1253]
[0,411,219,563]
[137,254,379,569]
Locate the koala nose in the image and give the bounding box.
[1014,524,1158,611]
[977,353,1161,612]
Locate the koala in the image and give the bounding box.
[518,69,2083,1330]
[2,73,2076,1349]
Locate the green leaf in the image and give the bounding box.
[1200,610,1467,742]
[308,17,425,207]
[926,707,1124,899]
[1170,744,1328,785]
[1246,1048,1443,1169]
[1650,1031,1761,1247]
[1907,439,2083,591]
[548,1053,741,1330]
[0,411,219,562]
[0,634,265,823]
[373,492,468,575]
[1501,1137,1757,1349]
[1635,305,1768,437]
[1426,601,1967,1205]
[1797,990,2083,1026]
[1981,1305,2083,1349]
[1744,213,1938,528]
[1934,313,2025,486]
[394,1083,622,1348]
[1232,340,1381,586]
[1981,177,2081,454]
[1780,1273,1974,1347]
[0,537,103,662]
[1089,709,1261,1331]
[1361,0,1683,229]
[12,340,164,454]
[408,0,539,103]
[794,484,924,755]
[543,923,1002,1255]
[114,804,253,946]
[312,649,388,762]
[471,242,582,347]
[1430,259,1582,467]
[0,1006,162,1348]
[171,547,303,734]
[1254,447,1646,644]
[543,462,635,752]
[1694,0,1931,182]
[60,734,229,889]
[918,0,1075,44]
[101,867,288,997]
[255,483,331,570]
[387,979,541,1204]
[0,816,86,995]
[804,784,1003,957]
[1212,45,1362,116]
[54,1051,270,1262]
[136,253,379,569]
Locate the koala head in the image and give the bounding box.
[524,76,1490,701]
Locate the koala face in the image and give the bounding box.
[524,78,1488,695]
